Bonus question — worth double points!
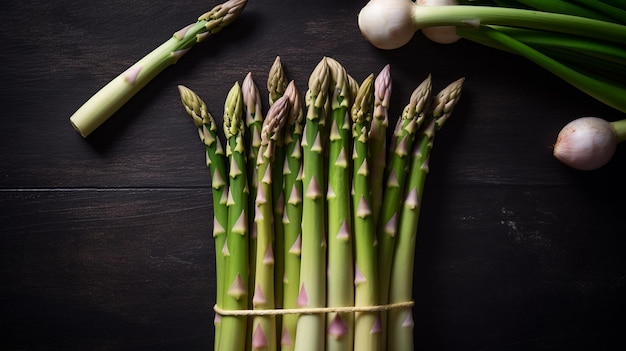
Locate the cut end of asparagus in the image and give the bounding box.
[69,118,88,138]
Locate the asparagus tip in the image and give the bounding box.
[199,0,248,33]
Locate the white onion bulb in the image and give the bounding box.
[358,0,418,49]
[417,0,462,44]
[553,117,618,170]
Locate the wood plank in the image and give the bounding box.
[1,189,216,349]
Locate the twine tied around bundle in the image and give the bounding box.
[213,301,414,316]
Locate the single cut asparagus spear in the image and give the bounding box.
[351,74,381,351]
[294,57,330,351]
[70,0,248,137]
[376,76,432,344]
[178,85,229,351]
[219,82,250,351]
[387,77,464,351]
[325,57,355,351]
[280,81,304,351]
[251,96,290,351]
[368,64,391,231]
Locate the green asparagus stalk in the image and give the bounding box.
[368,64,391,231]
[178,85,229,351]
[266,58,288,316]
[242,72,263,313]
[386,77,465,351]
[69,0,248,138]
[376,76,432,343]
[268,56,288,106]
[351,74,381,351]
[294,57,330,351]
[251,96,290,351]
[324,57,355,351]
[219,82,249,351]
[280,81,305,350]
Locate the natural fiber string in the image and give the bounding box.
[213,301,414,316]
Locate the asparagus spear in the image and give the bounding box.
[376,76,432,343]
[242,72,263,312]
[178,85,229,351]
[294,57,330,351]
[251,96,291,351]
[325,58,355,351]
[266,58,288,316]
[70,0,248,137]
[219,82,249,351]
[368,64,391,230]
[351,74,381,351]
[386,77,464,351]
[280,81,305,350]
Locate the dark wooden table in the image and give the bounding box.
[2,1,625,350]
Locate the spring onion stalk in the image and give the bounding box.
[266,59,288,317]
[455,25,626,113]
[368,65,392,230]
[178,85,229,351]
[294,57,330,351]
[511,0,617,22]
[566,0,626,23]
[219,82,249,351]
[357,0,626,112]
[553,117,626,170]
[481,26,626,66]
[324,57,355,351]
[599,0,626,11]
[386,77,464,351]
[69,0,247,138]
[280,81,305,350]
[376,75,432,345]
[351,74,382,351]
[251,96,290,351]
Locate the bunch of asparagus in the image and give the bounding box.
[179,56,464,351]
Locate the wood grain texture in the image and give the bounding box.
[1,0,625,350]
